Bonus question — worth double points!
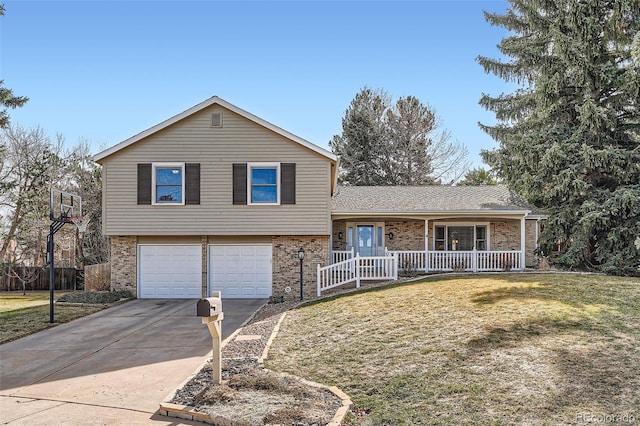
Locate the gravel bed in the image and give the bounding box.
[222,314,282,359]
[170,306,343,425]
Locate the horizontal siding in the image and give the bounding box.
[102,105,332,236]
[137,236,202,244]
[208,236,272,244]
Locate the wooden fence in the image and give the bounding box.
[84,263,111,291]
[0,267,83,291]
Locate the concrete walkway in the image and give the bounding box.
[0,298,266,425]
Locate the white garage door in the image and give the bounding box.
[138,245,202,298]
[209,245,272,298]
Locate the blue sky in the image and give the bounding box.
[1,0,511,168]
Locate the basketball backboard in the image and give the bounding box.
[50,189,82,223]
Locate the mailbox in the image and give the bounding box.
[197,293,222,317]
[196,291,224,384]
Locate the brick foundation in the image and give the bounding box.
[110,236,137,295]
[272,235,330,301]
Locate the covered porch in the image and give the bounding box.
[319,185,547,296]
[318,216,539,296]
[330,214,542,272]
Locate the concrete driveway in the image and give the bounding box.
[0,298,266,425]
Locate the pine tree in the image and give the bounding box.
[0,6,28,129]
[478,0,640,274]
[330,87,469,185]
[457,167,499,186]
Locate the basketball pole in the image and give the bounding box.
[48,219,67,324]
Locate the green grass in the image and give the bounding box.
[266,273,640,425]
[0,291,106,344]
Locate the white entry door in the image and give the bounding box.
[138,245,202,298]
[208,245,272,298]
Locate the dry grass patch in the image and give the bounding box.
[267,273,640,425]
[172,359,341,425]
[0,291,105,344]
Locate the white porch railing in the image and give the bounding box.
[331,247,354,264]
[317,253,398,296]
[387,249,523,272]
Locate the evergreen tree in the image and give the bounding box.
[330,88,390,185]
[457,167,499,186]
[478,0,640,274]
[330,87,470,185]
[0,6,28,129]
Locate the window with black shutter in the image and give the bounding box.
[233,162,296,205]
[138,162,200,206]
[233,163,247,205]
[281,163,296,204]
[185,163,200,205]
[137,163,152,205]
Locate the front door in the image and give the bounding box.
[346,222,385,257]
[357,225,375,257]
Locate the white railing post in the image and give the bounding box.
[317,263,321,297]
[393,253,398,280]
[355,253,361,289]
[472,248,477,272]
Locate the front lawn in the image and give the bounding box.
[267,273,640,425]
[0,291,105,344]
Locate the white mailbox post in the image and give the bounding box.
[197,292,224,384]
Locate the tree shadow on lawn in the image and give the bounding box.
[465,275,640,419]
[469,274,639,311]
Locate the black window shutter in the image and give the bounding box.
[137,163,152,205]
[185,163,200,205]
[233,163,247,205]
[281,163,296,205]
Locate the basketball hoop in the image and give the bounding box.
[68,215,90,235]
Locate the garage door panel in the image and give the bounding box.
[139,245,202,299]
[208,245,272,298]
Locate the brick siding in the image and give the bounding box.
[332,222,347,251]
[110,236,137,295]
[385,221,426,251]
[272,235,330,301]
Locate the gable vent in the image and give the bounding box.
[211,112,223,128]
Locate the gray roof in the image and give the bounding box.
[332,185,546,215]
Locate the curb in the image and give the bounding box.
[158,310,353,425]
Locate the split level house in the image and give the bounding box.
[94,96,546,300]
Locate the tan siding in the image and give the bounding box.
[101,105,332,236]
[137,236,202,244]
[207,236,272,244]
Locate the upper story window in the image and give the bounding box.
[232,162,295,206]
[153,163,185,205]
[248,163,280,205]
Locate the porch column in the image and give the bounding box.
[424,219,429,272]
[520,216,526,270]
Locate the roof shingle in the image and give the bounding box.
[331,185,545,215]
